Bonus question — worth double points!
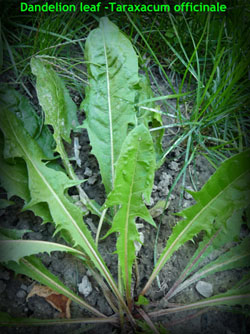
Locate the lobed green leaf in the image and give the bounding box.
[31,57,79,149]
[141,149,250,296]
[82,17,139,194]
[30,58,102,218]
[0,87,55,159]
[0,135,52,223]
[104,124,156,302]
[0,108,118,300]
[0,153,30,201]
[0,228,106,318]
[0,227,30,240]
[0,239,86,263]
[166,208,246,300]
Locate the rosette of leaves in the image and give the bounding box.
[0,17,250,334]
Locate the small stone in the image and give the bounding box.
[0,280,6,294]
[184,186,194,200]
[134,230,144,256]
[183,200,192,208]
[64,268,76,284]
[157,173,172,197]
[169,161,179,171]
[84,167,92,177]
[174,148,181,158]
[78,275,92,297]
[196,281,213,298]
[71,195,80,201]
[16,289,27,299]
[152,184,158,192]
[40,253,52,266]
[87,174,98,185]
[149,197,155,206]
[20,284,28,291]
[86,218,97,233]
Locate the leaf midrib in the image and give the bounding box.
[8,116,116,295]
[124,140,140,291]
[102,31,115,190]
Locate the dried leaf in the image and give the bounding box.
[27,285,71,319]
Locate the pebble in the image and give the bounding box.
[78,275,92,297]
[87,174,98,185]
[86,218,97,233]
[196,281,213,298]
[184,186,194,200]
[169,161,179,171]
[183,200,192,208]
[20,284,28,291]
[64,267,76,284]
[40,253,52,266]
[157,172,172,197]
[84,167,92,177]
[16,289,27,299]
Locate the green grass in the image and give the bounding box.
[120,5,249,285]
